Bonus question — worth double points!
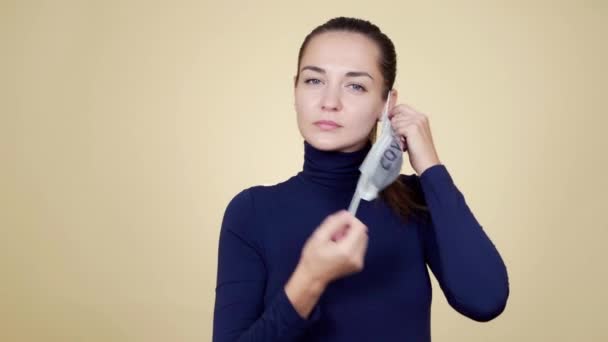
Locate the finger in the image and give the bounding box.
[331,226,349,242]
[389,105,419,119]
[392,118,416,135]
[353,230,369,264]
[389,110,411,120]
[391,116,415,126]
[336,219,368,251]
[342,222,369,269]
[400,136,408,151]
[397,103,422,115]
[314,210,354,241]
[391,107,423,121]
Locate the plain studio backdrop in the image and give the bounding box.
[2,0,607,341]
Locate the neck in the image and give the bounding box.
[298,139,372,191]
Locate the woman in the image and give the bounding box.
[213,17,509,342]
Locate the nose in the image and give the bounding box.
[321,87,342,112]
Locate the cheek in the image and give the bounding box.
[294,95,309,130]
[295,90,315,106]
[349,107,380,135]
[349,106,379,125]
[294,91,316,119]
[294,98,305,121]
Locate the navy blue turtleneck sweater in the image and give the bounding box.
[213,140,509,341]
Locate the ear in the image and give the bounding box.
[389,88,398,110]
[293,76,298,110]
[378,89,399,121]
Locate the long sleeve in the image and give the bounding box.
[413,164,510,322]
[213,189,321,342]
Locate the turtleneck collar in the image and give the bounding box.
[297,139,372,191]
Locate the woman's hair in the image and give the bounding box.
[295,16,429,223]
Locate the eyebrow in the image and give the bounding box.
[300,65,374,80]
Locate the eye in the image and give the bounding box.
[304,78,322,85]
[349,83,367,92]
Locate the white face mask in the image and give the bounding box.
[348,90,403,215]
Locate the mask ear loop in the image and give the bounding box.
[380,90,392,134]
[381,90,391,120]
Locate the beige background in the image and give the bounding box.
[2,0,607,341]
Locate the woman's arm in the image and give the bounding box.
[213,189,320,342]
[411,164,510,322]
[284,263,326,319]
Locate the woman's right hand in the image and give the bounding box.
[297,210,369,287]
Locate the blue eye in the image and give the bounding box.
[304,78,322,85]
[349,84,367,92]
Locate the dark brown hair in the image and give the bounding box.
[295,17,429,223]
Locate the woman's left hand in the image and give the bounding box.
[389,103,441,176]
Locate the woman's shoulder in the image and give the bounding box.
[220,177,299,239]
[399,164,450,190]
[223,176,299,214]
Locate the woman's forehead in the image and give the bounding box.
[301,31,381,76]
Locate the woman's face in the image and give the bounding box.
[294,31,388,153]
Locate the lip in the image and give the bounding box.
[314,120,342,131]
